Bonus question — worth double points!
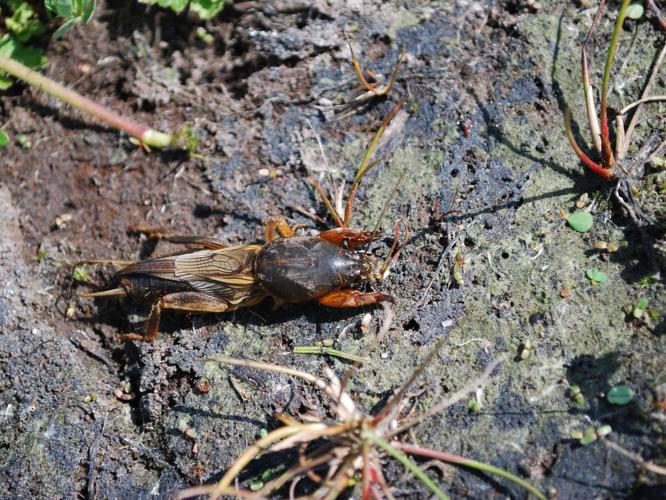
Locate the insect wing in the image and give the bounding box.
[173,245,262,303]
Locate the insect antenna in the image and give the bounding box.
[378,221,409,279]
[344,97,405,227]
[357,167,408,279]
[309,177,345,228]
[77,287,126,298]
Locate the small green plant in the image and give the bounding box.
[71,264,90,282]
[177,350,547,500]
[632,298,649,318]
[567,211,594,232]
[564,1,666,181]
[638,275,656,287]
[16,133,31,148]
[586,267,608,284]
[5,1,44,42]
[572,424,612,445]
[0,1,47,90]
[138,0,229,20]
[45,0,96,38]
[568,385,586,405]
[607,384,634,405]
[625,297,658,327]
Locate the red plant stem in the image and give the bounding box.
[565,109,615,180]
[391,440,547,500]
[0,55,172,148]
[390,441,466,463]
[362,442,372,500]
[600,0,632,166]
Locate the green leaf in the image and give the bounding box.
[0,34,47,90]
[579,427,597,445]
[0,76,12,91]
[567,211,593,232]
[45,0,74,18]
[81,0,96,23]
[53,17,82,39]
[45,0,96,37]
[0,130,9,148]
[5,2,45,43]
[137,0,227,18]
[138,0,189,14]
[626,3,644,20]
[586,268,607,284]
[635,298,648,310]
[189,0,227,19]
[596,424,612,437]
[607,385,633,405]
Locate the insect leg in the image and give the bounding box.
[318,289,392,308]
[265,216,304,241]
[129,226,227,250]
[318,227,379,249]
[119,292,230,342]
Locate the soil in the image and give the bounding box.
[1,0,665,498]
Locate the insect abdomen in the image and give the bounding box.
[120,275,196,304]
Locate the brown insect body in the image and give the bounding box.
[255,236,372,303]
[81,226,391,342]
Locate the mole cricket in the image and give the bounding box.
[78,91,406,342]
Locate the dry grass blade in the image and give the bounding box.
[601,437,666,476]
[372,337,446,431]
[581,0,607,153]
[389,354,506,437]
[181,349,532,499]
[620,41,666,159]
[208,355,339,402]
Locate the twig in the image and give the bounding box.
[390,355,506,435]
[621,41,666,158]
[304,118,341,215]
[375,302,394,345]
[619,95,666,116]
[581,0,607,153]
[87,413,107,500]
[404,230,465,321]
[293,345,369,364]
[601,437,666,475]
[647,0,666,30]
[208,356,335,401]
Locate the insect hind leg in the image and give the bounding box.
[120,292,231,342]
[129,226,227,250]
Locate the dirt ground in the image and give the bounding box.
[1,0,665,498]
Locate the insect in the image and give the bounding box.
[78,104,405,342]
